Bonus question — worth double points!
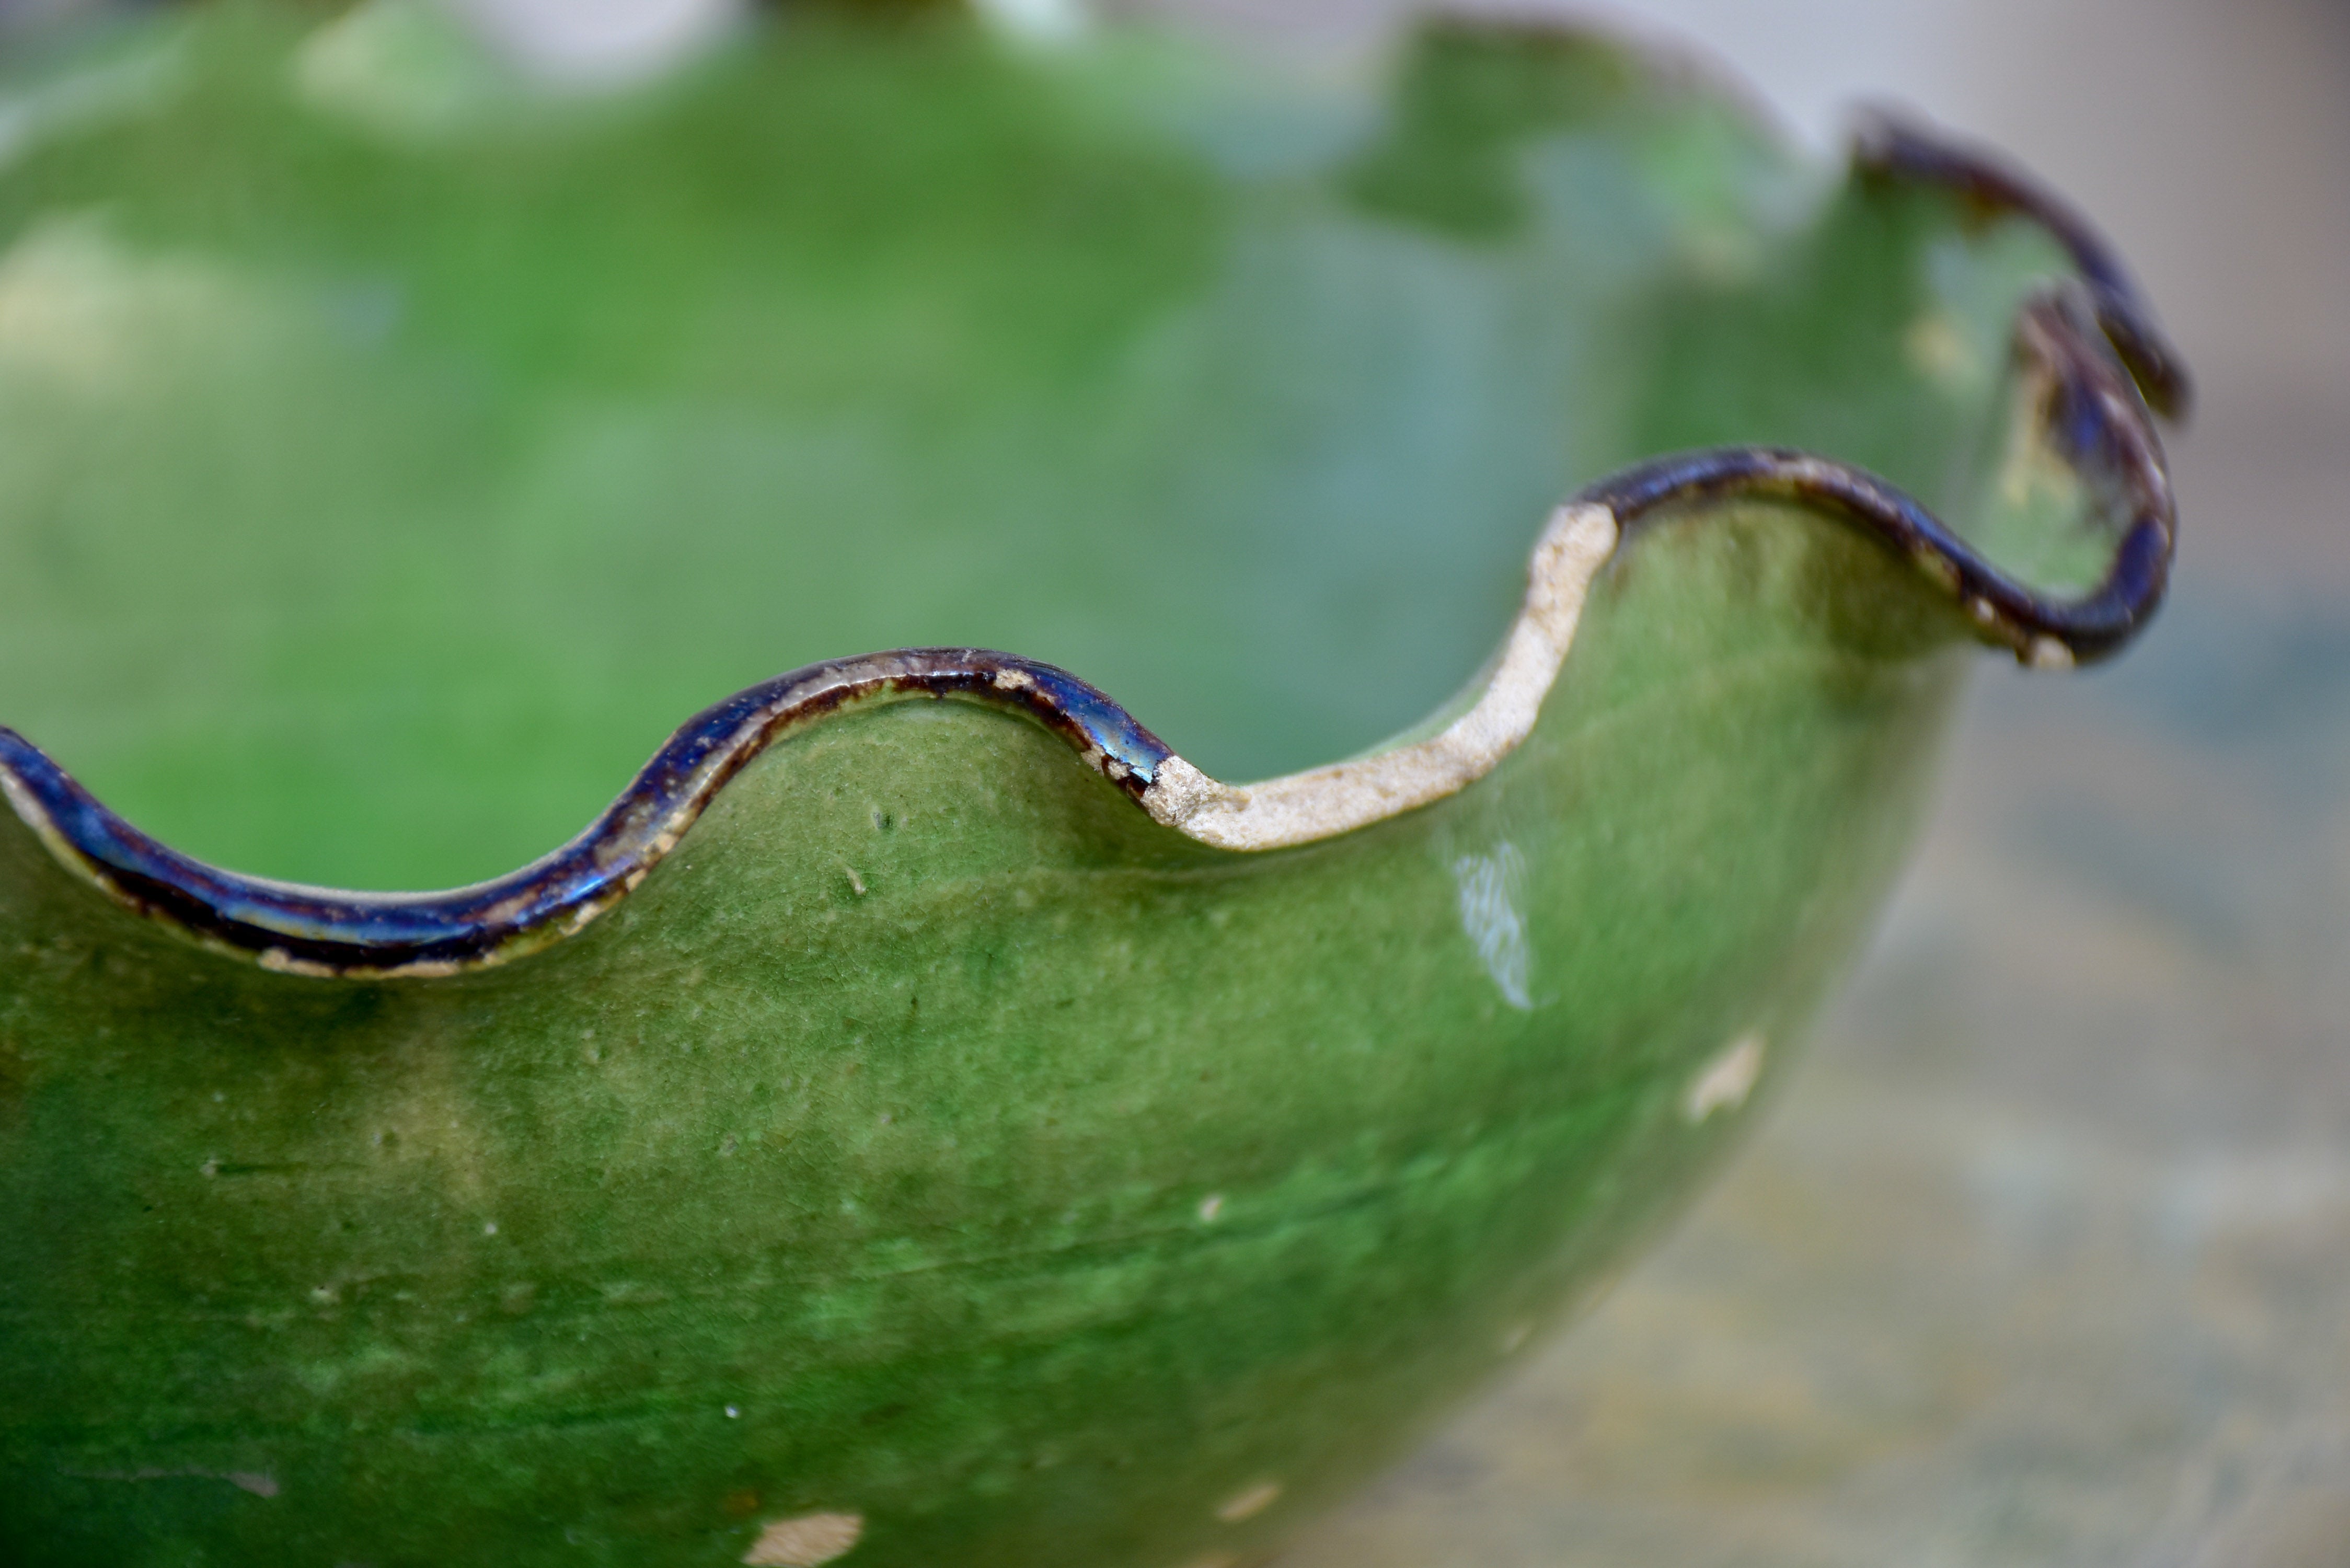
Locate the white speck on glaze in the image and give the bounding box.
[742,1512,864,1567]
[257,947,338,979]
[2029,636,2075,671]
[1914,550,1963,593]
[1452,843,1534,1011]
[1684,1032,1767,1123]
[1144,503,1617,850]
[1215,1481,1282,1523]
[844,866,867,896]
[1198,1193,1224,1223]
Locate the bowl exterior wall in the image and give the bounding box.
[0,501,1972,1566]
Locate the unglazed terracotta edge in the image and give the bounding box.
[1142,502,1617,851]
[0,111,2181,977]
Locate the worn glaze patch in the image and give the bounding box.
[742,1512,864,1567]
[1214,1481,1283,1523]
[1684,1032,1768,1122]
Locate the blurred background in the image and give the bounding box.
[1237,2,2350,1565]
[3,0,2344,1561]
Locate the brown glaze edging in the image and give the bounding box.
[1852,107,2192,421]
[1582,289,2175,667]
[0,113,2183,977]
[0,652,1173,979]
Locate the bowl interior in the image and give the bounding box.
[0,9,2073,889]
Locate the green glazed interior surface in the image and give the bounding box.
[0,6,2164,1567]
[0,3,2070,890]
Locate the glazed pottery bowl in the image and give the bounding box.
[0,5,2182,1565]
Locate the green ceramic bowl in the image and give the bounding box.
[0,4,2183,1564]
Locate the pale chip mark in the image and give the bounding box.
[1145,504,1618,851]
[742,1511,864,1567]
[1215,1481,1282,1524]
[1684,1032,1767,1123]
[1198,1193,1224,1223]
[1914,550,1963,592]
[258,947,339,979]
[1903,310,1981,391]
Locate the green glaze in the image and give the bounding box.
[0,5,2065,890]
[0,6,2161,1566]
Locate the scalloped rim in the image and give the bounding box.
[0,109,2181,978]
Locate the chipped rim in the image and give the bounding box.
[0,108,2182,978]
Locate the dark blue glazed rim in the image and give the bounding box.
[0,109,2183,977]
